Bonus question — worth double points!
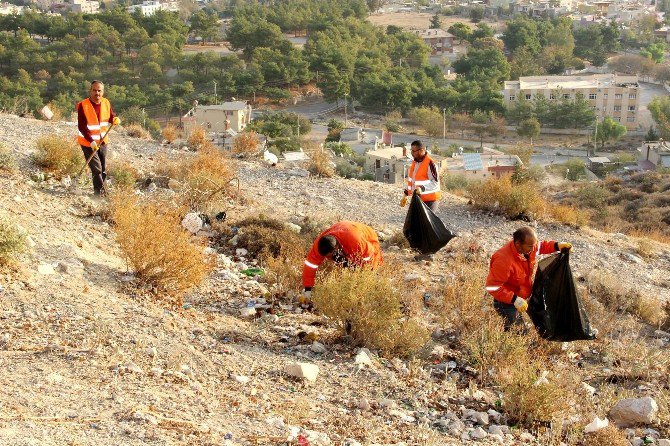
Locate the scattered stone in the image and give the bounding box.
[146,347,157,357]
[261,313,279,323]
[236,248,249,257]
[404,273,421,282]
[233,375,250,384]
[285,223,302,233]
[354,350,372,367]
[488,425,504,436]
[520,432,535,441]
[609,397,658,427]
[582,382,596,395]
[658,439,670,446]
[181,213,203,234]
[584,416,609,433]
[239,307,257,318]
[357,398,371,411]
[37,263,56,275]
[284,362,319,382]
[430,345,445,359]
[378,399,396,409]
[470,427,487,439]
[125,362,143,374]
[310,342,327,354]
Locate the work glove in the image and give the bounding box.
[414,187,422,195]
[400,196,408,207]
[90,141,98,151]
[513,296,528,313]
[298,289,312,305]
[112,117,121,126]
[557,242,573,252]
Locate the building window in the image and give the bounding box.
[549,93,555,99]
[509,95,515,101]
[615,94,622,99]
[627,117,635,122]
[629,94,637,99]
[525,94,532,100]
[589,93,597,100]
[563,94,570,99]
[628,105,636,111]
[603,93,608,99]
[375,159,380,168]
[613,105,621,111]
[614,117,621,122]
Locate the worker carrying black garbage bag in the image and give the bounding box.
[403,190,455,257]
[485,226,572,330]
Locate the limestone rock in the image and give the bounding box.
[609,397,658,427]
[284,362,319,382]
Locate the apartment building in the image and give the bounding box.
[127,0,179,16]
[413,29,455,55]
[503,74,640,129]
[70,0,99,13]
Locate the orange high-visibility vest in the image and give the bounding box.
[77,98,111,147]
[406,155,441,202]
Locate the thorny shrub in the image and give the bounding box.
[0,144,16,172]
[313,267,429,357]
[307,146,335,178]
[468,176,547,220]
[549,203,589,226]
[232,131,261,156]
[581,426,629,446]
[0,215,27,265]
[186,126,207,150]
[386,231,410,249]
[162,124,178,144]
[110,189,214,304]
[125,124,151,139]
[33,134,80,178]
[109,162,139,188]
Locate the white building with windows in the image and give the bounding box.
[127,0,179,16]
[70,0,99,14]
[503,74,640,129]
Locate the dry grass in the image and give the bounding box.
[186,126,207,150]
[158,145,235,211]
[386,231,410,249]
[312,267,429,357]
[125,124,151,139]
[307,146,335,178]
[582,425,629,446]
[0,144,16,172]
[468,177,547,220]
[549,203,590,227]
[0,215,27,265]
[162,124,178,144]
[110,189,214,304]
[33,134,80,178]
[232,131,261,157]
[108,162,139,189]
[635,238,656,259]
[234,215,308,261]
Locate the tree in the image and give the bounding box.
[189,10,219,42]
[471,110,506,149]
[510,47,545,79]
[645,125,659,141]
[469,23,494,42]
[595,116,627,150]
[648,96,670,139]
[448,22,471,43]
[469,6,484,23]
[409,106,443,137]
[517,117,540,147]
[452,46,510,86]
[502,16,541,56]
[452,112,472,138]
[640,42,665,63]
[430,14,442,29]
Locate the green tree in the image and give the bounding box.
[645,125,659,141]
[516,117,540,147]
[448,22,471,43]
[189,10,219,42]
[648,96,670,139]
[430,14,442,29]
[595,116,627,150]
[573,26,607,66]
[468,23,494,43]
[453,46,510,86]
[502,16,541,56]
[469,6,484,23]
[640,42,665,63]
[510,47,545,79]
[471,110,506,149]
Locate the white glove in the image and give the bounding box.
[90,141,98,151]
[513,296,528,313]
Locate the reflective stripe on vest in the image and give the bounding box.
[77,98,111,147]
[406,155,441,202]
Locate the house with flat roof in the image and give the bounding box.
[637,141,670,170]
[364,145,445,184]
[444,152,522,181]
[503,74,640,130]
[183,101,252,135]
[413,29,455,54]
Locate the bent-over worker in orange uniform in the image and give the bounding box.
[302,221,383,301]
[485,226,572,330]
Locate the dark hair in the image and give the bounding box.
[317,235,338,256]
[410,140,423,149]
[513,226,537,244]
[91,80,104,87]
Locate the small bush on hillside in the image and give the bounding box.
[313,268,429,357]
[232,131,261,156]
[234,215,308,261]
[442,173,470,191]
[33,135,80,178]
[187,126,207,150]
[0,216,27,265]
[125,124,151,139]
[468,176,547,220]
[109,162,139,188]
[576,183,611,208]
[307,147,335,178]
[162,124,178,144]
[387,231,410,249]
[512,164,546,184]
[582,425,629,446]
[0,144,16,172]
[110,190,214,303]
[550,204,589,226]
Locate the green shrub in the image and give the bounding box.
[33,134,80,178]
[0,216,27,265]
[442,173,470,191]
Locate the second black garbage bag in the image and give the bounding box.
[528,251,596,342]
[402,191,455,255]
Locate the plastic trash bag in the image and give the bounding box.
[403,192,455,255]
[528,251,596,342]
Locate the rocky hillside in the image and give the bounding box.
[0,113,669,446]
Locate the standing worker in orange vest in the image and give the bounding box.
[302,221,383,302]
[485,226,572,330]
[77,80,121,195]
[400,140,441,211]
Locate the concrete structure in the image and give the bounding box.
[183,101,252,135]
[70,0,99,14]
[413,29,455,55]
[503,74,640,129]
[444,152,522,181]
[127,0,179,16]
[637,141,670,170]
[0,2,25,14]
[364,145,445,184]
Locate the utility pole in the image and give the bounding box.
[344,93,348,127]
[213,81,217,104]
[297,115,300,139]
[443,108,447,146]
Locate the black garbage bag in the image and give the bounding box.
[528,251,596,342]
[402,192,455,255]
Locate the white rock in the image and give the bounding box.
[236,248,249,257]
[358,398,371,411]
[657,439,670,446]
[146,347,157,357]
[284,362,319,382]
[488,425,504,436]
[354,350,372,367]
[520,432,535,441]
[534,370,550,386]
[233,375,250,384]
[285,223,302,233]
[404,273,421,282]
[379,398,396,409]
[470,427,487,439]
[310,342,327,354]
[430,345,445,359]
[582,382,596,395]
[239,307,256,318]
[181,213,203,234]
[584,416,609,433]
[37,263,56,275]
[631,438,644,446]
[471,411,489,426]
[149,367,163,376]
[125,362,143,374]
[609,397,658,427]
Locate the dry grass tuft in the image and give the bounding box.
[234,215,308,260]
[125,124,151,139]
[313,267,429,357]
[0,144,16,172]
[186,126,207,150]
[109,162,139,188]
[232,131,261,157]
[549,203,590,226]
[468,176,547,220]
[635,238,656,259]
[110,189,214,303]
[0,215,27,265]
[162,124,178,144]
[387,231,410,249]
[582,425,628,446]
[33,134,80,178]
[307,146,335,178]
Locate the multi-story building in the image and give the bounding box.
[127,0,179,16]
[637,141,670,170]
[413,29,455,55]
[503,74,640,129]
[182,101,252,135]
[70,0,99,14]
